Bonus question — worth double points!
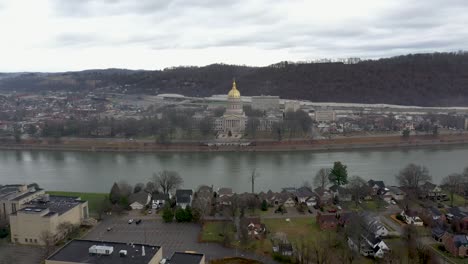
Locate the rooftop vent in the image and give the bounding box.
[89,245,114,256]
[119,250,127,257]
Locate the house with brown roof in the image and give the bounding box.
[442,233,468,258]
[316,212,338,230]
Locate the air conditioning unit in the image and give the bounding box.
[89,245,114,255]
[119,250,127,257]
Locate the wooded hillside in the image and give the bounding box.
[1,52,468,106]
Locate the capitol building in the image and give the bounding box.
[214,80,247,134]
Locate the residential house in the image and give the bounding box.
[314,187,333,206]
[305,196,317,207]
[360,212,389,237]
[10,195,89,245]
[442,233,468,258]
[317,212,338,230]
[425,206,445,224]
[420,182,443,199]
[282,187,297,194]
[240,217,266,238]
[368,180,386,196]
[432,226,446,242]
[446,207,468,233]
[152,193,170,209]
[348,232,389,258]
[329,185,352,202]
[296,186,314,203]
[45,239,163,264]
[0,183,45,224]
[386,186,406,201]
[273,243,293,257]
[129,191,151,210]
[175,189,193,209]
[283,196,296,207]
[217,188,233,198]
[401,209,424,226]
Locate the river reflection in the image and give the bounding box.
[0,146,467,193]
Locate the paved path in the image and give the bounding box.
[84,216,278,263]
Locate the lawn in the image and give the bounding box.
[442,192,466,207]
[343,199,387,212]
[200,221,236,243]
[46,191,107,217]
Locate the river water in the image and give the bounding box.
[0,146,467,193]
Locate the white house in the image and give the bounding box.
[386,186,406,201]
[401,210,424,226]
[129,191,151,210]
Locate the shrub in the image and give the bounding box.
[162,206,174,223]
[0,228,8,239]
[272,253,293,263]
[261,200,268,211]
[396,214,405,221]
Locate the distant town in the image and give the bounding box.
[0,80,468,152]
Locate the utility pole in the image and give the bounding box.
[250,169,259,193]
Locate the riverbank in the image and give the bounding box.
[1,134,468,153]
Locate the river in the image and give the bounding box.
[0,146,467,193]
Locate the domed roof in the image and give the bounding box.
[228,80,241,99]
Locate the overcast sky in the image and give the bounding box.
[1,0,467,72]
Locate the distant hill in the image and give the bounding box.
[1,52,468,107]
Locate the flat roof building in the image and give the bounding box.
[10,195,89,245]
[0,183,45,223]
[46,239,163,264]
[168,252,205,264]
[251,96,280,112]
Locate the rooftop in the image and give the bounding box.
[168,252,204,264]
[0,183,42,201]
[47,239,161,264]
[19,195,85,216]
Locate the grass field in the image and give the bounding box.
[46,191,107,217]
[442,192,466,207]
[201,221,236,243]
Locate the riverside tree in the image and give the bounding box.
[314,168,330,190]
[153,170,183,194]
[396,164,431,196]
[329,161,348,186]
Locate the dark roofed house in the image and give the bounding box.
[152,193,170,209]
[314,187,333,206]
[420,181,443,199]
[432,226,446,242]
[296,186,314,203]
[175,189,193,209]
[129,191,151,210]
[45,239,162,264]
[368,180,385,195]
[169,252,205,264]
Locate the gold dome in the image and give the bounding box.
[228,80,241,99]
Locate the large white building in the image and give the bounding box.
[215,81,247,133]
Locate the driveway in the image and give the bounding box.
[84,215,278,263]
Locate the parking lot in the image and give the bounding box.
[84,215,277,263]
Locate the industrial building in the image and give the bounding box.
[45,239,162,264]
[9,194,88,245]
[0,183,45,224]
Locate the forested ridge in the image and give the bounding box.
[1,52,468,106]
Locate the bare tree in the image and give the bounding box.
[347,176,369,206]
[39,230,55,259]
[314,168,330,190]
[117,180,132,198]
[442,173,464,207]
[133,183,145,193]
[396,164,431,195]
[153,170,183,194]
[145,181,157,194]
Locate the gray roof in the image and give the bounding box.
[129,191,149,205]
[0,183,42,201]
[19,195,85,216]
[296,186,314,197]
[176,189,193,204]
[169,252,204,264]
[47,239,161,264]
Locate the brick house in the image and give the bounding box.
[442,233,468,258]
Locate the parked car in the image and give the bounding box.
[136,219,142,225]
[327,208,337,213]
[107,227,113,231]
[128,219,134,224]
[147,210,152,214]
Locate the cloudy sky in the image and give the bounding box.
[1,0,467,72]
